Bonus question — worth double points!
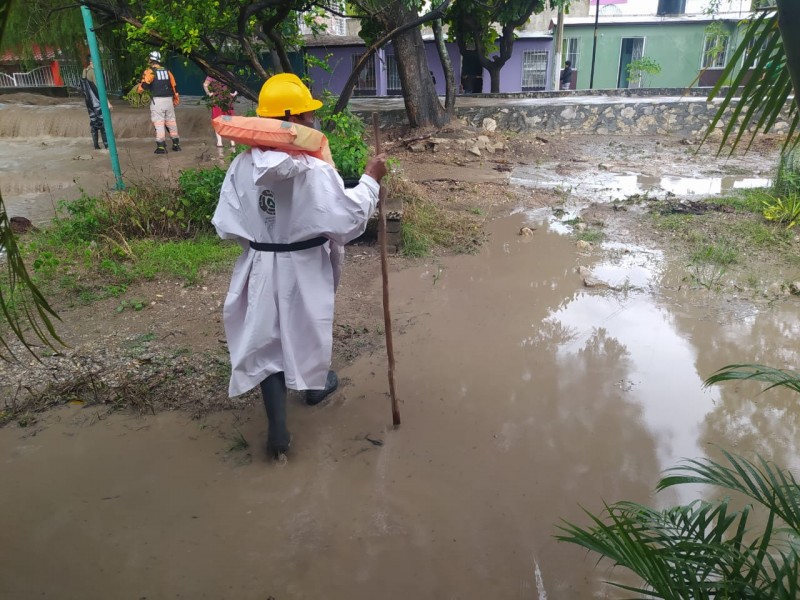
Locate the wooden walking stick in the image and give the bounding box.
[372,112,400,427]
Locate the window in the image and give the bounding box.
[386,54,402,94]
[331,16,346,36]
[330,1,346,36]
[521,50,549,90]
[352,53,376,95]
[562,37,580,70]
[702,33,729,69]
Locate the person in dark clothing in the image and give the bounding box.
[560,60,573,90]
[80,62,108,150]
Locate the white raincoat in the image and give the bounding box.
[212,148,379,397]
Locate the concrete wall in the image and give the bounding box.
[359,96,794,139]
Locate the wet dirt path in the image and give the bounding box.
[2,214,799,599]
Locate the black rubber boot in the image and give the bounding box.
[172,138,182,152]
[305,370,339,406]
[154,141,167,154]
[100,128,108,149]
[260,372,290,458]
[91,129,101,150]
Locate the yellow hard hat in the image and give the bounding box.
[256,73,323,117]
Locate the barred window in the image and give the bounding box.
[351,53,376,95]
[702,33,729,69]
[521,50,549,90]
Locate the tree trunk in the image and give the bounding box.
[433,19,456,114]
[488,65,501,93]
[381,2,448,128]
[776,0,800,108]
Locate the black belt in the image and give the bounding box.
[249,237,327,252]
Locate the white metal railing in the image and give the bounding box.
[10,65,55,87]
[0,59,121,93]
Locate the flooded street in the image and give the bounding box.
[2,210,799,598]
[2,93,800,598]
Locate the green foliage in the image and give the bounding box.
[626,56,662,86]
[559,365,800,599]
[130,238,239,285]
[446,0,547,90]
[704,9,798,154]
[691,239,739,265]
[123,85,151,108]
[761,150,800,228]
[762,193,800,228]
[18,176,238,307]
[177,166,227,229]
[316,92,369,181]
[1,0,89,62]
[774,149,800,197]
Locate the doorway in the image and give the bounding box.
[617,37,644,89]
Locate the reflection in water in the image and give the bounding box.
[512,164,772,204]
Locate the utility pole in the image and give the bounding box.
[80,3,124,191]
[551,5,565,91]
[589,0,600,89]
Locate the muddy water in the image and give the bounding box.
[2,214,799,599]
[0,100,238,223]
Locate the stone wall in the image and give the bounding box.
[357,93,794,139]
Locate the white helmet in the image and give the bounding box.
[148,50,162,62]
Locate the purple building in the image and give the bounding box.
[304,32,554,96]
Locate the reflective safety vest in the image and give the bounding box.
[149,67,175,97]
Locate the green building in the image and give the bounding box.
[560,11,752,90]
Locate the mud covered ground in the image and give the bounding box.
[2,95,800,599]
[1,99,798,423]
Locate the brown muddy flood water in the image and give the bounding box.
[2,214,799,599]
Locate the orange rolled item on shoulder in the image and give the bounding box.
[212,115,335,168]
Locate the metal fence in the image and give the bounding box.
[0,59,122,93]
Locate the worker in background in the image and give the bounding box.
[137,50,181,154]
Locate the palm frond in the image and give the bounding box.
[658,449,800,533]
[0,191,63,360]
[704,363,800,395]
[702,10,798,155]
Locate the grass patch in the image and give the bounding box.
[577,229,605,244]
[388,176,483,257]
[9,170,240,310]
[690,239,739,266]
[709,188,773,214]
[651,212,694,232]
[130,238,240,284]
[727,219,791,247]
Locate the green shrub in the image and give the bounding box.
[762,192,800,229]
[177,166,227,230]
[316,91,369,181]
[774,149,800,197]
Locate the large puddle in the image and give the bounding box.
[2,213,798,599]
[512,163,772,203]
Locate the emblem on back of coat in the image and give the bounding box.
[259,190,276,216]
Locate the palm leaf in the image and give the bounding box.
[0,191,63,360]
[702,9,798,155]
[658,449,800,533]
[704,363,800,395]
[560,451,800,597]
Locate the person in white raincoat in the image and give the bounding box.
[212,73,387,459]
